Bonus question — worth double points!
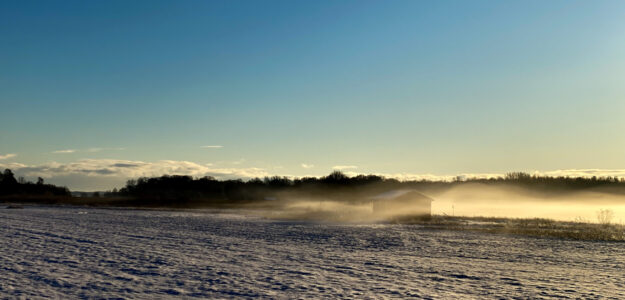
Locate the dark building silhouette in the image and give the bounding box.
[371,189,433,218]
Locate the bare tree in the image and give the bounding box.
[596,209,614,225]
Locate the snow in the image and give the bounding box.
[1,206,624,298]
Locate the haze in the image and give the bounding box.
[3,3,625,298]
[249,185,625,223]
[2,1,625,220]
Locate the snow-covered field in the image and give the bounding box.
[1,206,624,299]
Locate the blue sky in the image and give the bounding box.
[2,0,625,190]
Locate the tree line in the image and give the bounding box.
[3,168,624,206]
[108,171,625,206]
[113,171,390,205]
[0,169,70,197]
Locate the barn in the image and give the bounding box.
[371,189,433,218]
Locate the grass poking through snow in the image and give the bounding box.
[396,215,625,242]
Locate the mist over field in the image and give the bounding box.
[4,0,625,298]
[231,184,625,224]
[4,173,625,299]
[429,184,625,223]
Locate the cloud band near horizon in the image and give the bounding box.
[3,158,625,190]
[200,145,223,149]
[0,153,17,160]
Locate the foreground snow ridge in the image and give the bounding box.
[1,207,623,298]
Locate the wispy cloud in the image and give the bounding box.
[200,145,223,149]
[533,169,625,178]
[8,158,625,182]
[0,159,270,180]
[52,149,76,154]
[301,163,314,169]
[53,148,125,154]
[232,158,245,165]
[332,165,357,170]
[86,147,125,153]
[0,153,17,160]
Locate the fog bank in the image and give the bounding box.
[430,184,625,223]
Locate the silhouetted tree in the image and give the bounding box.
[0,169,70,197]
[323,171,349,185]
[2,169,17,185]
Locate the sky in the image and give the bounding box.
[1,0,625,190]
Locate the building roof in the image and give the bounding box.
[371,189,433,202]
